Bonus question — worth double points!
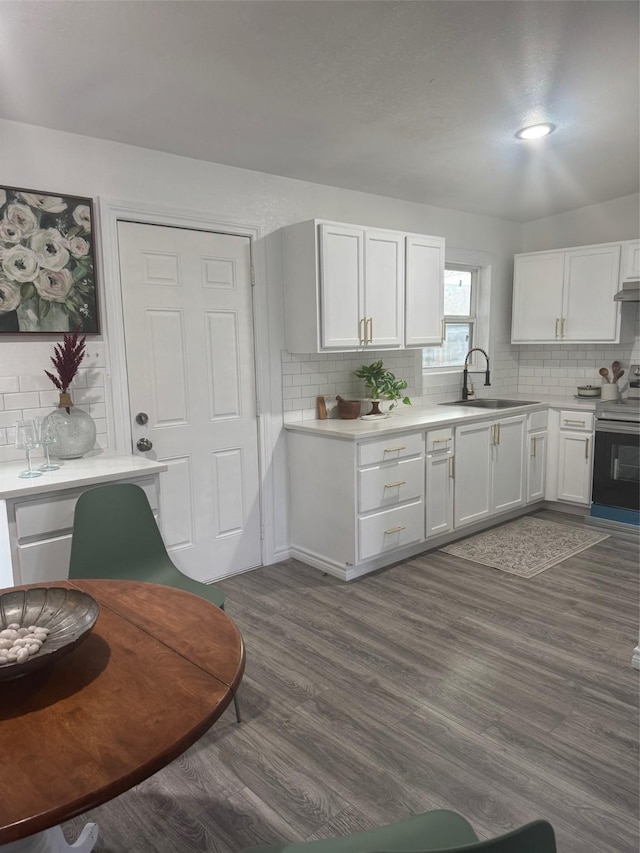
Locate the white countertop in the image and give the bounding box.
[0,453,167,500]
[284,396,598,440]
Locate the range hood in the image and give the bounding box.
[613,281,640,302]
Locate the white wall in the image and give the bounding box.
[522,193,639,252]
[0,119,525,562]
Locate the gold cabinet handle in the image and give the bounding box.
[384,480,406,489]
[449,454,455,479]
[585,437,590,460]
[491,424,496,446]
[441,319,446,341]
[531,436,537,458]
[563,419,586,428]
[384,525,406,535]
[561,317,566,338]
[497,422,501,445]
[433,437,451,445]
[359,318,366,345]
[555,318,560,338]
[367,317,373,344]
[383,446,406,454]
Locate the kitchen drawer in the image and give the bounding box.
[16,535,72,584]
[426,427,453,453]
[358,456,424,513]
[558,410,594,432]
[358,431,424,467]
[527,410,548,431]
[358,500,424,561]
[14,478,159,540]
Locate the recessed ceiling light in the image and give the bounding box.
[515,123,556,140]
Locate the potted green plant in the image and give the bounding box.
[353,360,411,416]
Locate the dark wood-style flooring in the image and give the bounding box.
[65,510,639,853]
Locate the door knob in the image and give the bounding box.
[136,437,153,452]
[135,412,149,425]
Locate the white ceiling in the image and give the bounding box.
[0,0,638,223]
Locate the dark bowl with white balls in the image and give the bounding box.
[0,587,99,680]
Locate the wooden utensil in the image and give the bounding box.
[611,360,621,382]
[616,369,625,383]
[599,367,610,383]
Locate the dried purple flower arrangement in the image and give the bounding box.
[45,327,86,413]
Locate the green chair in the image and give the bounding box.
[241,810,556,853]
[68,481,242,722]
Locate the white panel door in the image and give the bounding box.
[364,230,404,347]
[117,221,262,581]
[527,430,547,503]
[511,252,564,342]
[562,245,621,341]
[405,235,445,346]
[319,223,364,349]
[454,420,492,527]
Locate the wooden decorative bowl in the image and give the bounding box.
[0,587,99,680]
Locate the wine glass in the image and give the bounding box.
[35,417,61,472]
[14,420,42,479]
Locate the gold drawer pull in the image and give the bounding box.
[585,437,590,460]
[449,455,455,479]
[432,437,451,445]
[383,446,406,454]
[384,480,406,489]
[384,525,406,535]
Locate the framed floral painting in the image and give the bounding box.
[0,185,99,334]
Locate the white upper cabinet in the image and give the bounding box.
[405,235,446,346]
[511,242,622,344]
[621,239,640,281]
[282,219,444,353]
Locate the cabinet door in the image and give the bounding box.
[491,416,525,514]
[405,235,445,346]
[426,451,453,537]
[454,420,492,527]
[557,432,592,504]
[527,430,547,503]
[319,223,364,348]
[622,240,640,281]
[562,245,621,341]
[512,252,564,343]
[364,230,404,347]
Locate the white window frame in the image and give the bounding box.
[423,263,478,372]
[420,249,492,378]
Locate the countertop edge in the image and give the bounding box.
[284,399,599,439]
[0,454,168,500]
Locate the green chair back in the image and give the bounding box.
[69,482,226,609]
[241,810,556,853]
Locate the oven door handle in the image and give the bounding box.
[595,420,640,436]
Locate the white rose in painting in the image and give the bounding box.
[0,190,6,208]
[5,203,38,238]
[72,204,92,231]
[35,268,74,302]
[18,193,67,213]
[0,279,21,314]
[0,219,23,243]
[31,228,70,271]
[2,245,39,282]
[68,235,90,258]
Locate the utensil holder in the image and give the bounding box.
[601,383,619,401]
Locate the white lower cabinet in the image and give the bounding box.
[546,408,594,506]
[527,430,547,503]
[454,415,525,528]
[2,471,162,587]
[557,432,593,504]
[425,428,454,537]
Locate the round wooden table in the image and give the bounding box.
[0,579,245,853]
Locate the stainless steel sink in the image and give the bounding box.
[438,399,540,409]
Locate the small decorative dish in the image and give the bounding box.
[0,587,99,680]
[576,386,601,398]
